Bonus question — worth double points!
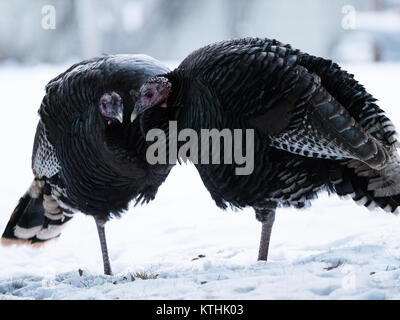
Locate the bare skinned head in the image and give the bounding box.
[99,91,124,125]
[131,77,171,122]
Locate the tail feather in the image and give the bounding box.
[1,180,73,247]
[367,153,400,197]
[332,156,400,214]
[1,193,32,241]
[14,194,45,239]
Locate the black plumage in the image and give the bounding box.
[1,54,173,274]
[132,37,400,261]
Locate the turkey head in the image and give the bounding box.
[131,76,171,122]
[99,91,124,125]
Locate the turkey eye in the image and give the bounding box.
[144,92,153,99]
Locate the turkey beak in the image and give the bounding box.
[131,102,147,123]
[116,113,123,124]
[111,107,123,124]
[131,111,138,123]
[113,108,123,123]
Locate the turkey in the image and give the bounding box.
[131,37,400,262]
[1,54,173,275]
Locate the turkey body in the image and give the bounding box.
[2,54,173,274]
[134,37,400,261]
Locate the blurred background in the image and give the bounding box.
[1,0,400,65]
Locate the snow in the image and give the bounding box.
[1,62,400,300]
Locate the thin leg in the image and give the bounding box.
[95,217,112,275]
[255,204,276,261]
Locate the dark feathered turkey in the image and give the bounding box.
[1,54,173,274]
[132,37,400,261]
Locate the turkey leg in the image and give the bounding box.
[94,217,112,275]
[255,204,276,261]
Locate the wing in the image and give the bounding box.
[266,73,389,170]
[299,54,398,147]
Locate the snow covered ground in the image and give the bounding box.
[1,62,400,300]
